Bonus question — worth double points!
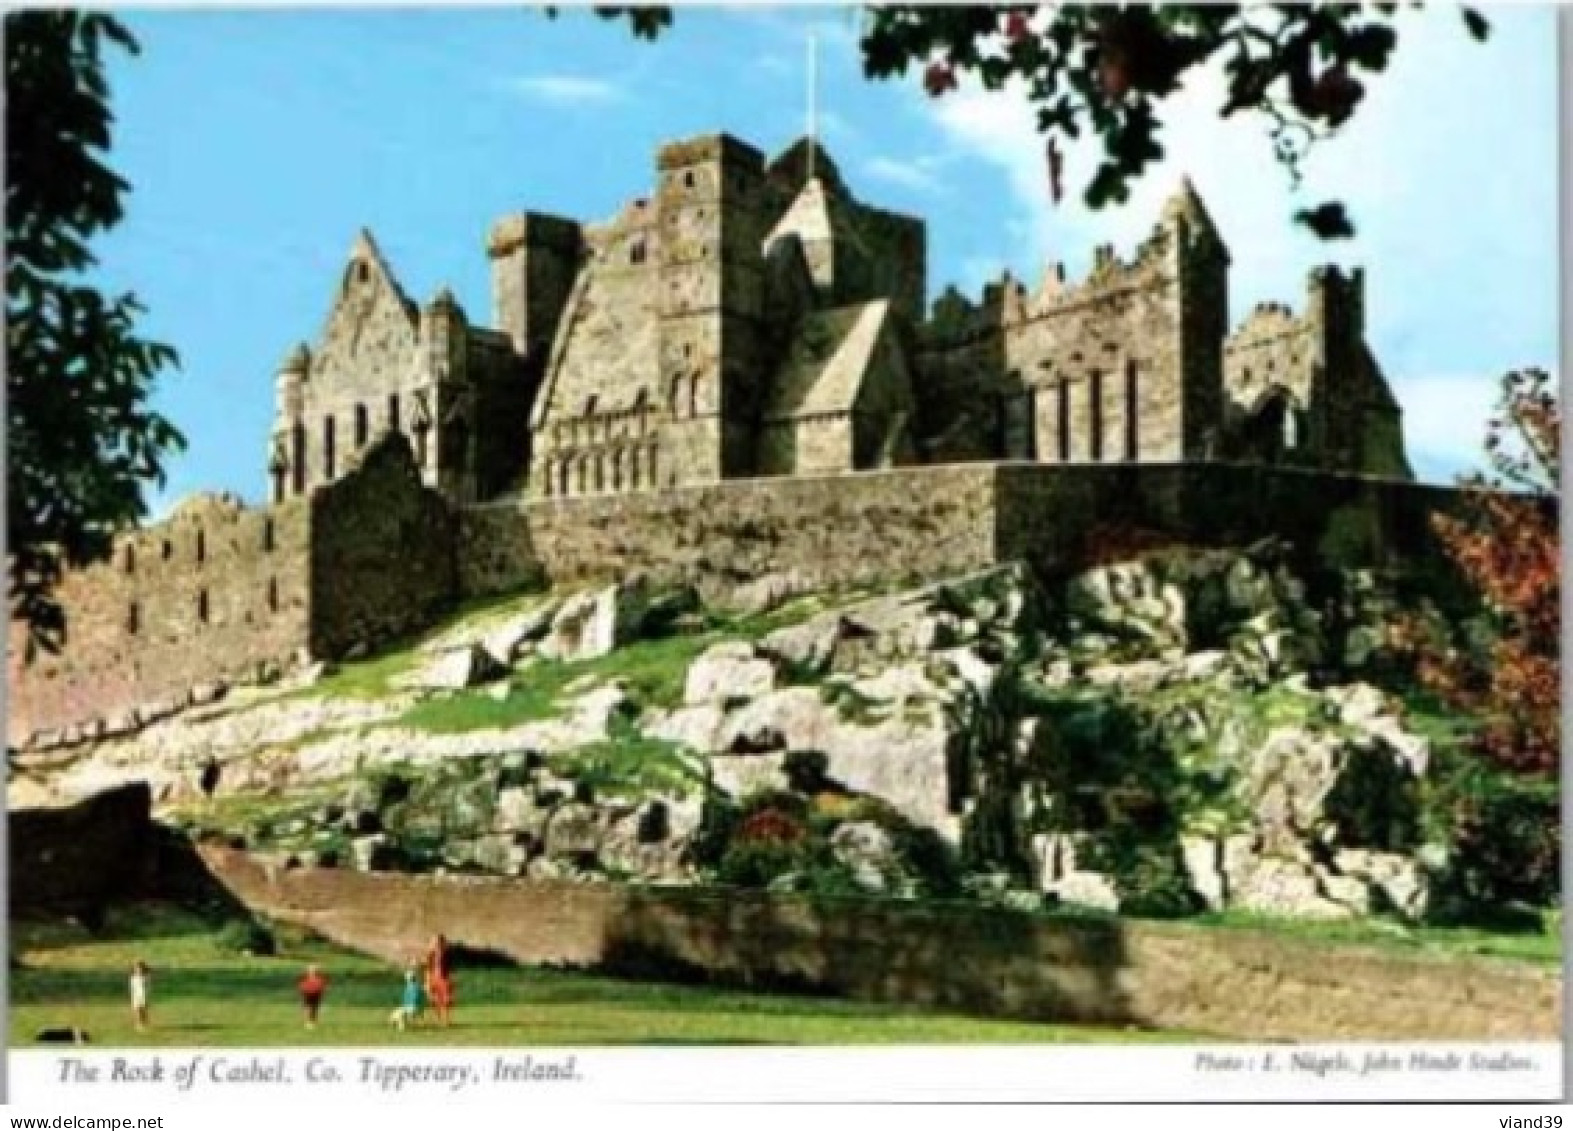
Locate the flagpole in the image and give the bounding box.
[807,30,818,182]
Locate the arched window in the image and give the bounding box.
[611,449,624,491]
[161,539,173,561]
[575,457,588,495]
[593,454,605,493]
[630,241,647,266]
[558,459,571,497]
[629,446,643,490]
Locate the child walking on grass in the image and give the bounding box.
[391,964,424,1031]
[298,964,328,1030]
[129,960,150,1032]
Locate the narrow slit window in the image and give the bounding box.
[291,423,307,495]
[1089,370,1104,462]
[1057,381,1070,462]
[1125,360,1139,462]
[324,415,336,479]
[354,404,369,448]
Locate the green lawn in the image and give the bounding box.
[10,905,1181,1047]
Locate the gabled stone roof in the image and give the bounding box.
[764,299,893,421]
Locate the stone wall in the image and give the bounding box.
[198,844,1561,1041]
[459,461,1458,603]
[308,434,457,658]
[7,493,314,745]
[458,464,1001,600]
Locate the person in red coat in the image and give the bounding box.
[423,935,453,1028]
[298,964,328,1030]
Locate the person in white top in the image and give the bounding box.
[129,960,150,1032]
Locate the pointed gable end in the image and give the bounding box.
[310,228,423,387]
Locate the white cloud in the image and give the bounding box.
[863,154,948,195]
[505,74,626,106]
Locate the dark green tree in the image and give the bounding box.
[7,12,184,652]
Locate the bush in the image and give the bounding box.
[1078,833,1202,919]
[1434,777,1560,918]
[888,824,963,898]
[213,917,277,957]
[1323,745,1421,852]
[687,792,739,868]
[717,837,807,888]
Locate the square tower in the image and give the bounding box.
[654,134,770,484]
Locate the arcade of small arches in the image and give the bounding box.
[540,441,665,498]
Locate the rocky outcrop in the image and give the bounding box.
[12,547,1475,926]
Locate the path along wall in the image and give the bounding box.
[198,844,1559,1042]
[458,461,1460,600]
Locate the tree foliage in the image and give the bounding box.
[592,4,1490,239]
[6,11,184,652]
[860,3,1489,238]
[1400,369,1559,777]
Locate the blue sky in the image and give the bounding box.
[93,5,1558,512]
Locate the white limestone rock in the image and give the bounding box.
[684,642,776,705]
[415,644,507,691]
[539,583,647,663]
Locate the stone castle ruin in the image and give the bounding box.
[10,131,1428,746]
